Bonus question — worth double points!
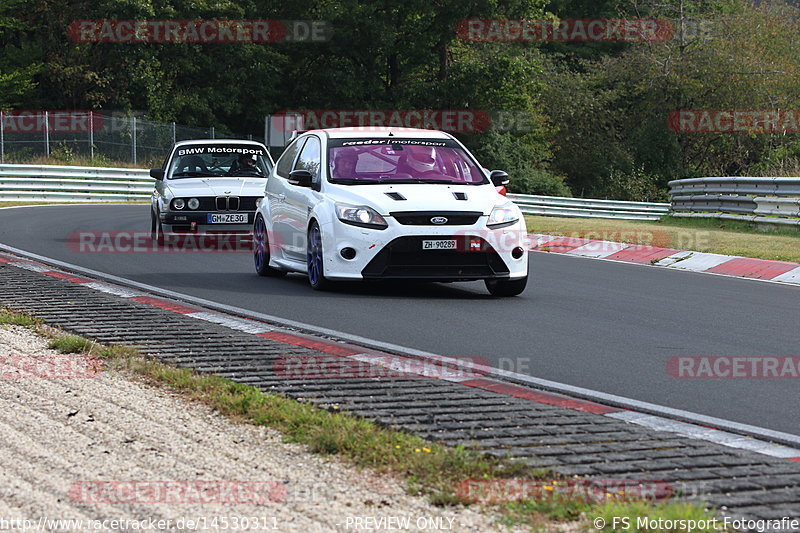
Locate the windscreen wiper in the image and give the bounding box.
[171,171,217,178]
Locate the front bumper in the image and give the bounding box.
[161,211,254,235]
[361,235,511,280]
[318,217,529,281]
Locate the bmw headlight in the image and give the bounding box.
[487,201,519,229]
[335,204,388,230]
[172,198,185,210]
[188,198,200,210]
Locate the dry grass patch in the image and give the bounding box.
[526,215,800,262]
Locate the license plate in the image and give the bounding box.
[422,239,457,250]
[207,213,247,224]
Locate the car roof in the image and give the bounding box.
[304,127,453,140]
[172,139,267,147]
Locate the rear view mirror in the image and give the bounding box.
[490,170,509,187]
[150,168,164,180]
[288,169,313,187]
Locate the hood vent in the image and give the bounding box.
[385,192,407,201]
[453,192,467,201]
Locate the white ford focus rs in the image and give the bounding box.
[253,127,529,296]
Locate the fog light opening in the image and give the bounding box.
[512,246,524,259]
[340,247,357,260]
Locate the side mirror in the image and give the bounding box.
[490,170,509,187]
[150,168,164,180]
[288,169,313,187]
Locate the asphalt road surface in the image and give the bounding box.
[1,205,798,436]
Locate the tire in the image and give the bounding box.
[151,209,165,247]
[307,222,332,290]
[254,215,285,277]
[485,276,527,297]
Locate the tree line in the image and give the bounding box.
[2,0,799,199]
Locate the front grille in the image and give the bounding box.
[362,236,509,280]
[172,196,259,212]
[216,196,241,211]
[391,211,482,226]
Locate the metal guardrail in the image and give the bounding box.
[0,164,153,202]
[0,164,674,220]
[507,193,670,220]
[668,177,800,227]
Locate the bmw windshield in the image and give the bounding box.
[328,138,488,185]
[169,144,272,179]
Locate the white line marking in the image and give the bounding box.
[652,250,695,267]
[608,411,800,458]
[83,282,144,298]
[773,266,800,284]
[566,240,629,259]
[660,252,737,271]
[9,262,52,272]
[188,311,273,334]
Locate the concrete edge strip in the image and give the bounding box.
[1,243,799,460]
[530,234,800,286]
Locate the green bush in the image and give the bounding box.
[597,167,669,202]
[508,168,572,197]
[469,130,571,197]
[50,141,76,163]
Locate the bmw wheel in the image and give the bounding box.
[485,276,527,297]
[307,221,331,290]
[254,215,285,277]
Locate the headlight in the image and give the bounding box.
[487,202,519,229]
[188,198,200,210]
[173,199,185,210]
[335,204,388,230]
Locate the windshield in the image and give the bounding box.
[169,144,272,179]
[328,138,487,185]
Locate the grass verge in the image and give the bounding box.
[0,309,40,327]
[526,215,800,263]
[3,306,722,530]
[6,156,145,168]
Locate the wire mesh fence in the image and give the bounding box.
[0,111,263,168]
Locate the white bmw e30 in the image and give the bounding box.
[253,127,529,296]
[150,139,274,245]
